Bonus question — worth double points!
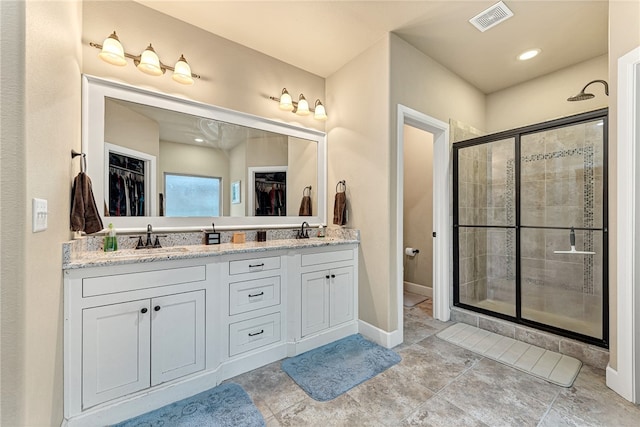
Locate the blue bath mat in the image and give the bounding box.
[281,334,401,401]
[112,383,265,427]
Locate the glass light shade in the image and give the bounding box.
[296,94,310,116]
[98,32,126,66]
[172,55,194,85]
[313,100,327,121]
[279,89,294,111]
[137,44,163,76]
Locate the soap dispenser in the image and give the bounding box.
[104,223,118,252]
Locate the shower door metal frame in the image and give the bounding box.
[453,108,609,348]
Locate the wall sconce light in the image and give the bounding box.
[270,88,327,121]
[89,31,201,85]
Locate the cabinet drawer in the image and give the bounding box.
[229,276,281,316]
[301,249,353,267]
[229,256,280,275]
[83,266,206,297]
[229,313,281,356]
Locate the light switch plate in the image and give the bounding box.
[32,198,48,232]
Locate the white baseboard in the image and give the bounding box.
[358,319,402,349]
[403,281,432,298]
[606,364,634,402]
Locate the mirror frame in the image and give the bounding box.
[82,75,327,232]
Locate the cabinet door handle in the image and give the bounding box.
[154,305,161,312]
[140,308,148,314]
[249,263,265,268]
[325,275,330,279]
[331,274,336,278]
[248,329,264,337]
[248,291,264,298]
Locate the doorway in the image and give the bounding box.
[402,125,434,309]
[395,105,450,348]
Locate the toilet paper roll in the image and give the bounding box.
[405,248,420,256]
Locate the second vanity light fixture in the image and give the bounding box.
[270,88,327,121]
[90,31,201,85]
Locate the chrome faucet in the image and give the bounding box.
[297,221,310,239]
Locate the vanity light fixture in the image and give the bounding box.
[270,88,328,121]
[90,31,201,85]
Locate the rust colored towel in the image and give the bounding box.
[333,191,347,225]
[299,195,312,216]
[71,172,104,234]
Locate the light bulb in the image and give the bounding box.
[172,54,194,85]
[98,32,126,66]
[137,44,163,76]
[279,88,294,111]
[314,100,327,120]
[296,94,310,116]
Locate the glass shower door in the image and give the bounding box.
[455,138,516,317]
[519,119,606,340]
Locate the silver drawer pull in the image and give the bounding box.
[249,263,265,268]
[248,329,264,337]
[248,291,264,298]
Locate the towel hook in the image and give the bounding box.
[336,180,346,193]
[303,185,312,196]
[71,149,87,173]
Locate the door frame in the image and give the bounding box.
[395,105,450,346]
[606,45,640,403]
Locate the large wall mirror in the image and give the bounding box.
[82,75,326,231]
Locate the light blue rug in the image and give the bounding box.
[281,334,401,401]
[112,383,265,427]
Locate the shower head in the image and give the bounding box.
[567,79,609,102]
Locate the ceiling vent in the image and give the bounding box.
[469,1,514,32]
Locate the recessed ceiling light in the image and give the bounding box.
[518,49,541,61]
[194,138,204,142]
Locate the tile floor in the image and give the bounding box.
[227,299,640,426]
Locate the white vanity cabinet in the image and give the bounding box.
[81,290,205,408]
[64,262,212,424]
[222,254,286,376]
[301,266,354,336]
[295,246,358,351]
[64,240,358,427]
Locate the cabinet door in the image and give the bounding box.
[330,266,355,327]
[151,290,205,385]
[301,270,330,337]
[82,300,151,409]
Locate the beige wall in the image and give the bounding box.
[389,34,486,330]
[0,1,85,426]
[229,142,247,217]
[82,0,325,132]
[1,2,27,424]
[326,35,392,330]
[486,55,609,133]
[287,137,318,216]
[403,125,433,289]
[607,0,640,371]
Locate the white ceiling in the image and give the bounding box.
[135,0,608,94]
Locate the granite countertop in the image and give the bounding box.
[63,237,359,270]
